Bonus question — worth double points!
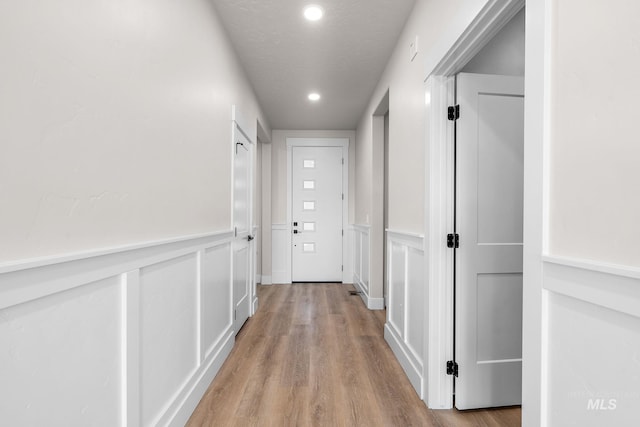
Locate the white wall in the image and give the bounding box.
[0,0,270,263]
[354,0,487,310]
[549,0,640,266]
[355,0,488,233]
[527,1,640,426]
[0,0,269,424]
[462,7,525,76]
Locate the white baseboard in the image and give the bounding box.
[271,271,289,284]
[368,297,385,310]
[385,324,423,398]
[166,330,234,426]
[261,275,272,285]
[252,296,259,314]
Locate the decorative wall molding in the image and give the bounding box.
[386,229,424,251]
[271,223,290,284]
[543,256,640,319]
[0,231,235,426]
[385,230,425,398]
[542,255,640,426]
[426,0,525,78]
[0,231,233,311]
[352,224,383,309]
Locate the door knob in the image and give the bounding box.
[247,235,254,241]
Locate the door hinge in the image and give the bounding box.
[446,233,459,248]
[341,265,344,272]
[234,309,237,320]
[448,105,460,121]
[342,229,344,236]
[446,360,459,377]
[342,158,344,165]
[342,193,344,200]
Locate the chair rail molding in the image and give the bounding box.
[0,231,237,427]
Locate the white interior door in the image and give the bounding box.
[455,72,524,409]
[233,123,252,334]
[291,146,343,282]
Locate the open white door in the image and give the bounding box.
[454,73,524,409]
[232,120,253,335]
[291,146,343,282]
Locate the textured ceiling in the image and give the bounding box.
[210,0,417,130]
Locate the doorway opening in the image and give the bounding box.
[232,107,255,335]
[424,0,525,412]
[373,91,390,308]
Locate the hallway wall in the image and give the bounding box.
[352,0,487,313]
[549,1,640,267]
[355,0,487,234]
[0,0,269,425]
[531,1,640,425]
[0,0,270,263]
[351,0,489,400]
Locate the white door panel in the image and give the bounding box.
[292,146,343,282]
[455,73,524,409]
[233,124,252,334]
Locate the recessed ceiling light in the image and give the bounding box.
[303,5,324,21]
[308,92,321,101]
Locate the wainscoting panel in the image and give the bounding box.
[389,241,406,338]
[406,247,425,361]
[353,227,361,287]
[0,231,235,427]
[201,245,232,359]
[352,225,374,308]
[0,276,122,426]
[361,232,370,293]
[384,230,425,397]
[140,254,199,426]
[543,256,640,426]
[272,224,290,284]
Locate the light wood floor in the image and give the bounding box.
[187,283,521,427]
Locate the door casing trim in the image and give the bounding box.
[286,137,350,284]
[423,0,525,409]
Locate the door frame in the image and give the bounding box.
[285,138,350,284]
[423,0,525,409]
[231,106,257,319]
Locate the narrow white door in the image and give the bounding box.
[291,146,343,282]
[233,123,252,334]
[455,73,524,409]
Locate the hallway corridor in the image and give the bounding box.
[186,284,521,426]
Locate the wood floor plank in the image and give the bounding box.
[186,283,521,427]
[234,335,286,418]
